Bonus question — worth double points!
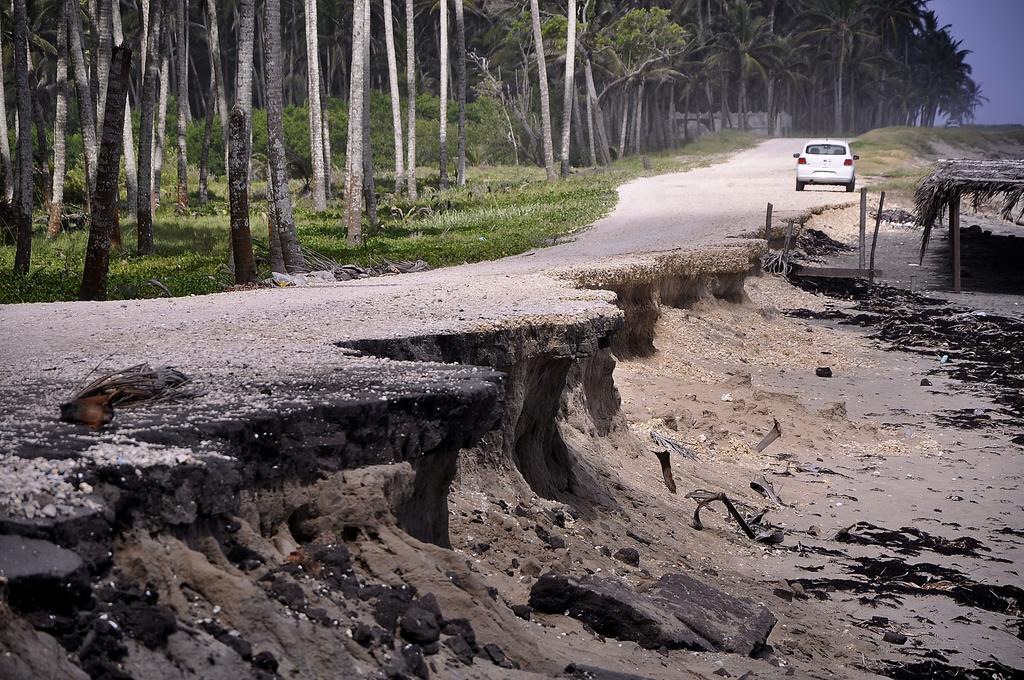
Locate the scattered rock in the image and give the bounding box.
[564,663,657,679]
[400,606,440,644]
[883,630,908,645]
[252,650,279,672]
[511,604,532,621]
[0,535,91,613]
[481,642,517,669]
[520,558,541,577]
[920,378,933,386]
[815,367,833,378]
[613,547,640,567]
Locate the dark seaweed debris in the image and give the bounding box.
[786,278,1024,422]
[878,659,1023,680]
[835,522,990,557]
[792,555,1024,620]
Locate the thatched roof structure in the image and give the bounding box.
[915,159,1024,245]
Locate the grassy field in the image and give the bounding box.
[852,125,1024,193]
[1,131,756,304]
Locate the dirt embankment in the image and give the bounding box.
[3,242,1021,680]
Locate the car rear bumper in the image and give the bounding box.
[797,168,855,184]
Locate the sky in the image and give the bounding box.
[929,0,1024,124]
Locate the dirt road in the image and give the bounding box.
[505,137,857,269]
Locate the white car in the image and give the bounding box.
[793,139,858,192]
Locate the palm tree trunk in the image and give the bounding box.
[95,0,113,128]
[152,41,171,212]
[454,0,467,186]
[618,88,629,160]
[834,40,845,133]
[343,0,367,245]
[584,58,610,165]
[12,0,32,273]
[571,88,585,162]
[361,0,377,227]
[111,0,138,222]
[205,0,228,172]
[529,0,555,180]
[319,72,332,197]
[668,83,676,148]
[198,75,216,204]
[438,0,449,189]
[227,0,258,283]
[227,106,257,283]
[48,7,70,239]
[405,0,417,197]
[175,0,189,214]
[558,0,576,177]
[584,81,596,166]
[383,0,405,192]
[305,0,327,211]
[739,75,748,130]
[265,0,306,273]
[80,46,131,300]
[632,80,644,155]
[0,28,13,203]
[67,0,99,199]
[136,0,165,255]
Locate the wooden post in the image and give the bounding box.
[858,187,867,269]
[950,194,961,293]
[782,220,795,266]
[869,191,885,284]
[764,202,773,243]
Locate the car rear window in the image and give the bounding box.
[805,144,847,156]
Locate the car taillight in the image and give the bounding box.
[798,157,807,165]
[844,158,853,166]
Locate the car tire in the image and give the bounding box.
[846,180,856,193]
[796,180,805,192]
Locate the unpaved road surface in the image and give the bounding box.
[493,137,857,271]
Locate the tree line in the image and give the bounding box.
[2,0,982,298]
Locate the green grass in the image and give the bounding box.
[0,130,756,304]
[852,124,1024,193]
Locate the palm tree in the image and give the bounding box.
[529,0,555,180]
[438,0,450,189]
[48,2,70,238]
[802,0,874,133]
[265,0,306,273]
[405,0,417,197]
[12,0,33,273]
[344,0,367,244]
[175,0,189,214]
[305,0,327,211]
[454,0,467,186]
[559,0,577,177]
[718,0,773,130]
[383,0,405,192]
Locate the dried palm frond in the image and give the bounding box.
[60,363,203,428]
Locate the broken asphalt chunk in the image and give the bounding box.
[529,572,776,656]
